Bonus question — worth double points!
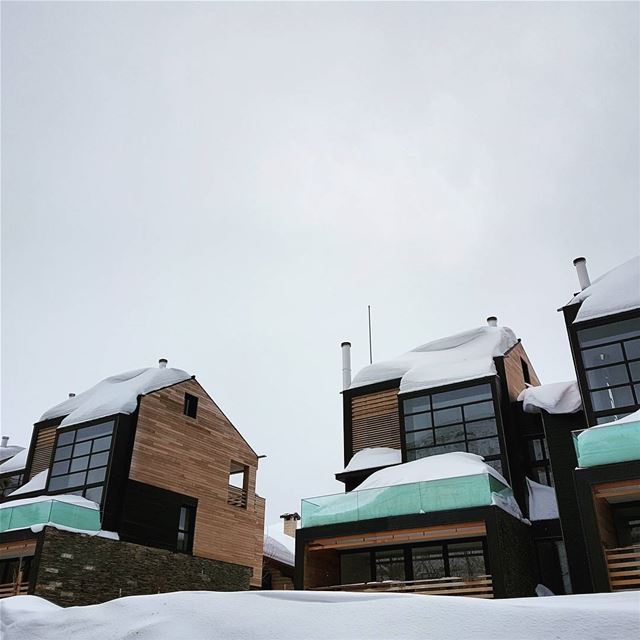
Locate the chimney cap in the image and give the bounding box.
[280,512,301,521]
[573,256,586,265]
[68,392,76,398]
[341,341,351,347]
[158,358,168,368]
[1,436,8,447]
[486,316,498,327]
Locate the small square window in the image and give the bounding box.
[183,393,198,418]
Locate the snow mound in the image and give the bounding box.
[0,448,28,474]
[350,326,518,394]
[518,382,582,415]
[40,366,191,428]
[356,452,508,490]
[526,478,559,521]
[1,590,638,640]
[566,256,640,323]
[264,523,296,566]
[343,448,402,473]
[8,469,48,496]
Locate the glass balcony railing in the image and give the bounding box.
[573,416,640,468]
[301,473,511,528]
[0,497,101,534]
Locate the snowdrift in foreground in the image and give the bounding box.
[2,590,638,640]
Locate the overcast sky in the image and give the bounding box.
[2,1,639,525]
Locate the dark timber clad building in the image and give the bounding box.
[296,255,640,598]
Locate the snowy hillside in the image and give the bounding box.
[2,590,638,640]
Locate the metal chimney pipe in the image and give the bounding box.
[486,316,498,327]
[158,358,168,369]
[341,342,352,390]
[1,436,8,448]
[573,257,591,290]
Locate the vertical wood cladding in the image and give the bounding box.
[27,425,56,480]
[351,388,401,453]
[128,379,265,587]
[503,342,541,401]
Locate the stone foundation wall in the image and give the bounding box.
[33,527,251,606]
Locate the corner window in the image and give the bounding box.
[176,505,196,553]
[0,473,23,497]
[577,317,640,422]
[47,420,115,505]
[227,461,248,508]
[402,383,503,473]
[183,393,198,419]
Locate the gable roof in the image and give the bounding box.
[40,366,191,428]
[350,325,518,395]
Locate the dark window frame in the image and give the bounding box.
[0,472,24,497]
[398,377,507,476]
[176,504,196,553]
[525,436,554,487]
[521,358,531,385]
[569,312,640,425]
[183,393,199,419]
[45,416,118,507]
[339,537,489,585]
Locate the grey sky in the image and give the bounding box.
[2,1,639,524]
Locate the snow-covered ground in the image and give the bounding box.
[2,590,638,640]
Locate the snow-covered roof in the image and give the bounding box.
[264,523,296,566]
[565,256,640,323]
[350,326,518,395]
[0,493,98,510]
[356,451,508,491]
[0,447,28,474]
[8,469,48,496]
[0,444,25,464]
[526,478,559,521]
[342,448,402,473]
[40,366,191,428]
[518,381,582,415]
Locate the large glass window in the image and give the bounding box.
[525,436,553,487]
[402,383,503,474]
[0,473,23,497]
[47,420,115,505]
[176,504,196,553]
[340,552,372,584]
[577,317,640,422]
[374,548,405,581]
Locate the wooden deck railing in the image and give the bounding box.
[606,544,640,592]
[0,581,29,599]
[227,485,248,508]
[310,575,493,598]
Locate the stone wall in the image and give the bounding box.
[33,527,251,606]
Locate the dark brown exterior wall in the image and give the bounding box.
[32,527,251,607]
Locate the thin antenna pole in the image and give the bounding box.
[367,305,373,364]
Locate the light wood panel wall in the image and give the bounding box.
[503,342,541,401]
[351,388,401,453]
[28,426,56,480]
[129,379,265,587]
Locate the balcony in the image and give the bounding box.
[301,473,513,528]
[309,574,493,598]
[573,414,640,468]
[0,581,28,599]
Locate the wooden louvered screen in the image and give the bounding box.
[351,388,401,453]
[28,425,56,479]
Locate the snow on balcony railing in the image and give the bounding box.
[573,410,640,468]
[301,473,514,528]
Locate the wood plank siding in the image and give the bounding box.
[351,388,401,453]
[27,425,56,480]
[502,342,541,401]
[129,379,265,587]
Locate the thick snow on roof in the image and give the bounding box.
[518,381,582,415]
[356,451,508,490]
[342,448,402,473]
[40,366,191,428]
[264,523,296,566]
[350,325,518,394]
[8,469,49,496]
[0,444,24,464]
[2,590,638,640]
[0,447,28,474]
[526,478,559,521]
[566,256,640,323]
[0,493,98,510]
